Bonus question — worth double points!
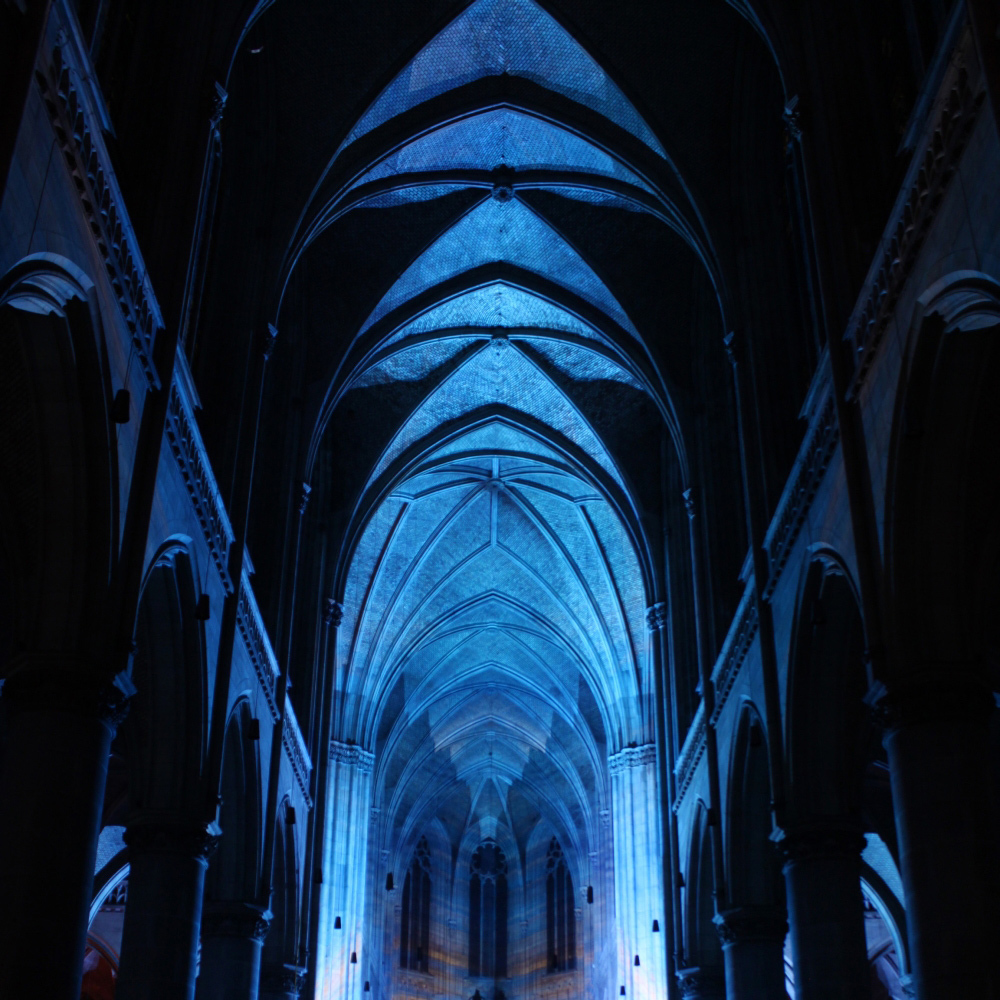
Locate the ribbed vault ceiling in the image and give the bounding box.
[304,0,696,864]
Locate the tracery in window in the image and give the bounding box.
[469,840,508,979]
[400,836,431,973]
[546,838,576,973]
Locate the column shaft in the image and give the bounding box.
[715,907,786,1000]
[610,745,668,1000]
[196,902,269,1000]
[0,669,120,1000]
[781,827,867,1000]
[115,823,215,1000]
[883,686,1000,998]
[317,743,373,1000]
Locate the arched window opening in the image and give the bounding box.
[545,838,576,973]
[400,836,431,973]
[469,840,508,979]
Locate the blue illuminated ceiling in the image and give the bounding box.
[348,109,656,192]
[357,196,640,340]
[316,0,671,861]
[335,0,666,159]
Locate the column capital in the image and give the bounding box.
[783,94,803,141]
[682,487,696,520]
[324,598,344,628]
[608,743,657,774]
[123,818,220,862]
[714,905,787,946]
[646,602,667,632]
[260,963,306,997]
[262,323,278,360]
[1,660,134,733]
[298,481,312,515]
[329,739,374,773]
[201,900,271,943]
[867,675,994,733]
[722,330,739,368]
[676,965,726,999]
[776,822,865,864]
[209,81,228,130]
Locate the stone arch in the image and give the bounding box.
[724,701,782,911]
[451,824,525,985]
[781,551,874,999]
[683,802,723,978]
[384,816,451,993]
[523,819,587,984]
[0,253,116,664]
[206,699,263,902]
[785,554,869,824]
[118,542,207,817]
[885,270,1000,677]
[260,797,300,997]
[879,268,1000,997]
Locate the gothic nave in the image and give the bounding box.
[1,1,999,999]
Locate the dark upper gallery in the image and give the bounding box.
[1,1,999,999]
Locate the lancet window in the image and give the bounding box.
[469,840,508,978]
[546,838,576,972]
[400,836,431,972]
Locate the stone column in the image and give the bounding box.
[196,901,270,1000]
[880,681,1000,999]
[675,966,726,999]
[115,820,218,1000]
[316,741,374,1000]
[0,665,127,999]
[714,906,787,1000]
[609,744,668,1000]
[780,825,868,1000]
[259,964,305,1000]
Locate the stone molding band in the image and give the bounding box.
[330,740,375,773]
[608,744,657,774]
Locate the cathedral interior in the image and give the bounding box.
[1,1,999,999]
